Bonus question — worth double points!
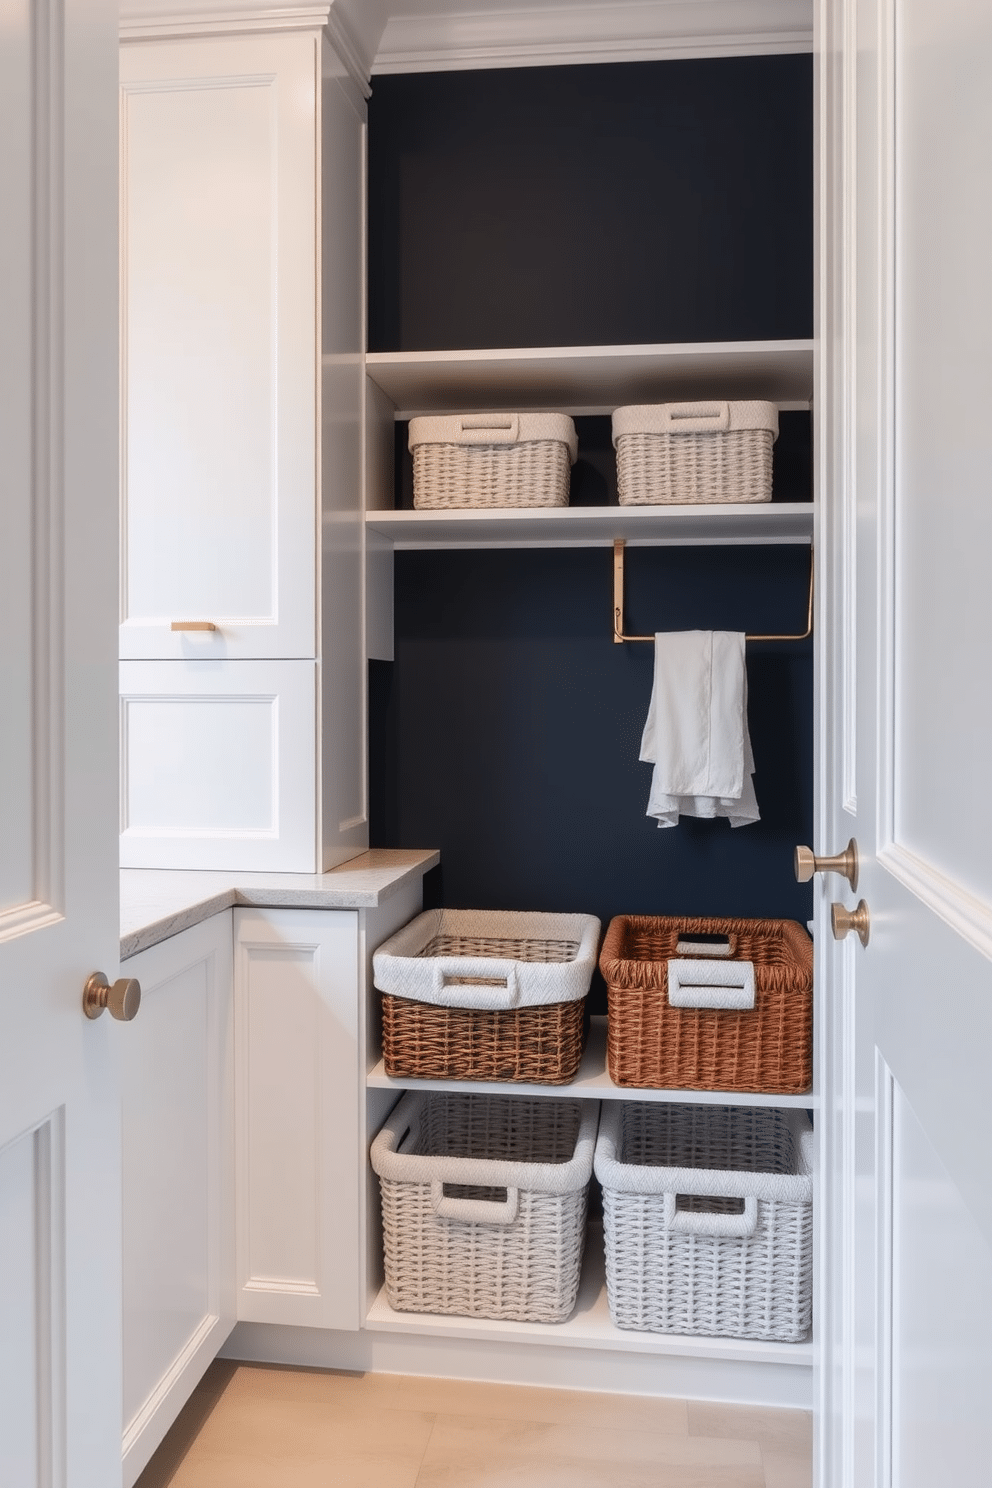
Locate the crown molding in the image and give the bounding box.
[371,0,813,75]
[119,1,328,40]
[119,0,373,91]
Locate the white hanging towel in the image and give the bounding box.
[639,630,760,828]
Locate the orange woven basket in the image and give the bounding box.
[600,915,812,1094]
[381,995,586,1084]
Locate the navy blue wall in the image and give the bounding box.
[368,55,814,351]
[370,546,813,955]
[366,57,815,990]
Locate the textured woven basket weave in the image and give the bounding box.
[371,1091,598,1322]
[594,1101,813,1341]
[612,401,778,505]
[374,909,600,1084]
[409,412,578,509]
[600,916,812,1093]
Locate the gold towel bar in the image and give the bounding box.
[612,538,814,645]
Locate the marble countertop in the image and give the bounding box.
[120,848,440,960]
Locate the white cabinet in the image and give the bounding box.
[119,659,317,871]
[119,27,367,871]
[119,33,318,663]
[120,913,235,1488]
[233,907,362,1329]
[232,887,422,1331]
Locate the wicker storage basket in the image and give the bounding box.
[600,916,812,1093]
[408,412,578,509]
[595,1101,813,1341]
[612,400,778,505]
[374,908,601,1084]
[371,1090,598,1322]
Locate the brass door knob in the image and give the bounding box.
[83,972,141,1021]
[831,900,870,948]
[794,838,859,892]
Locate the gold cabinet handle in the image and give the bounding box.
[170,620,217,632]
[83,972,141,1021]
[831,901,870,949]
[794,838,859,892]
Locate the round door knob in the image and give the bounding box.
[794,838,859,892]
[831,900,870,949]
[83,972,141,1021]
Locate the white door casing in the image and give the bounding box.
[0,0,121,1481]
[820,0,992,1483]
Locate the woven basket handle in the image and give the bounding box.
[430,1180,520,1225]
[662,1192,758,1238]
[659,401,731,433]
[458,413,521,444]
[431,961,521,1009]
[666,957,755,1010]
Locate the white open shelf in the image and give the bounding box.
[366,1218,814,1368]
[367,1015,817,1108]
[365,501,814,550]
[364,339,815,417]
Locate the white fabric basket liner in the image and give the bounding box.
[409,412,578,462]
[594,1101,813,1206]
[372,907,601,1010]
[370,1090,600,1198]
[611,400,779,442]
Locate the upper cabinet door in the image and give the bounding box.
[120,33,318,660]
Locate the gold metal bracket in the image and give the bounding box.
[612,538,814,645]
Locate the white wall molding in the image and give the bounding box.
[370,0,813,75]
[120,0,333,43]
[119,0,373,95]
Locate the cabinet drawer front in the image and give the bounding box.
[119,34,317,660]
[119,659,316,871]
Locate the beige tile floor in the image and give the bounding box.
[135,1362,812,1488]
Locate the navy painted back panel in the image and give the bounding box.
[366,57,815,988]
[368,55,813,351]
[370,547,814,1004]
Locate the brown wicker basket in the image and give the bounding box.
[381,995,587,1084]
[600,915,812,1094]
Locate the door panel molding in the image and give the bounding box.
[0,1111,66,1488]
[0,0,65,939]
[879,842,992,963]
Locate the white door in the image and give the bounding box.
[819,0,992,1482]
[0,0,122,1479]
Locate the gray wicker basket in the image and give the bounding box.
[371,1091,598,1322]
[612,400,778,505]
[594,1101,812,1341]
[408,412,578,509]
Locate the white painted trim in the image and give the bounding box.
[122,1311,227,1458]
[372,0,813,74]
[879,842,992,965]
[221,1320,814,1408]
[324,6,372,95]
[34,0,65,926]
[119,2,332,42]
[875,1054,895,1488]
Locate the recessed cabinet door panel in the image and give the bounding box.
[119,660,317,871]
[121,915,235,1488]
[119,34,317,660]
[234,908,361,1330]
